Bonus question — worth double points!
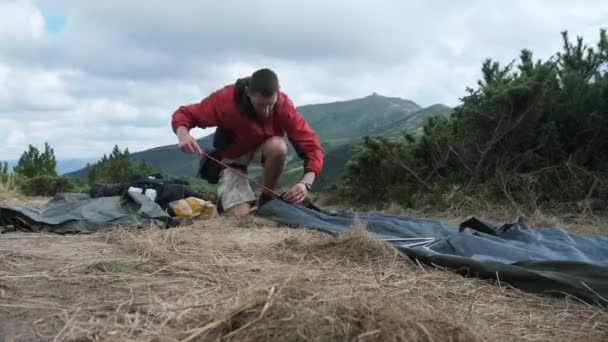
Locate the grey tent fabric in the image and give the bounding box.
[0,192,170,234]
[254,199,608,305]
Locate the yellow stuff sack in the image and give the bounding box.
[170,197,216,219]
[171,199,193,217]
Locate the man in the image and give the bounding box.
[171,68,323,217]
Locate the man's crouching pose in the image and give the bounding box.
[171,68,324,217]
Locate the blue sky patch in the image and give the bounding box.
[42,10,66,33]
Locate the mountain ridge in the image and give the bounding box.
[66,93,452,189]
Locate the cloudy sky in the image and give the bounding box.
[1,0,607,160]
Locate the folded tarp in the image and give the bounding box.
[254,199,608,305]
[0,192,170,234]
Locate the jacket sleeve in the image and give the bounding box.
[282,96,324,176]
[171,89,223,132]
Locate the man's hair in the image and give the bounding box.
[249,68,279,97]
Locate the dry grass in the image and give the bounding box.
[2,216,606,341]
[0,175,21,201]
[0,188,48,207]
[84,260,130,273]
[0,174,19,192]
[377,200,608,236]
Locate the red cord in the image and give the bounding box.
[198,150,282,198]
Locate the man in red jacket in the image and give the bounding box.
[171,68,323,217]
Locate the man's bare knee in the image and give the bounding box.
[263,137,287,158]
[223,203,251,217]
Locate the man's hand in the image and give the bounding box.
[283,182,308,204]
[176,126,202,154]
[283,172,315,203]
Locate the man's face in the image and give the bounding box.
[247,89,278,120]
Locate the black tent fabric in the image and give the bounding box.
[253,199,608,305]
[0,192,170,234]
[89,176,206,211]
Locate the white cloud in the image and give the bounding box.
[0,0,45,41]
[0,0,606,160]
[6,127,25,146]
[0,63,75,113]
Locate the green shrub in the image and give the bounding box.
[341,29,608,211]
[87,145,155,185]
[20,175,82,197]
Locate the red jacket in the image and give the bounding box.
[171,78,324,176]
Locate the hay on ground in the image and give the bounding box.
[1,216,607,341]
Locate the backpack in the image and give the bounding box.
[89,175,205,211]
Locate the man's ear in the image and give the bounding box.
[244,85,250,97]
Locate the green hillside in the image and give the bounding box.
[68,94,451,190]
[67,135,214,181]
[312,104,453,189]
[379,104,453,136]
[299,93,421,139]
[130,135,214,177]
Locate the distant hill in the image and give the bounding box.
[378,104,453,136]
[57,158,98,175]
[299,93,422,139]
[5,158,97,175]
[67,94,452,190]
[312,104,453,189]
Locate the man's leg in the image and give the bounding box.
[218,137,287,216]
[217,168,256,217]
[224,202,250,217]
[261,137,288,196]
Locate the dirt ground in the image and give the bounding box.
[1,212,608,341]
